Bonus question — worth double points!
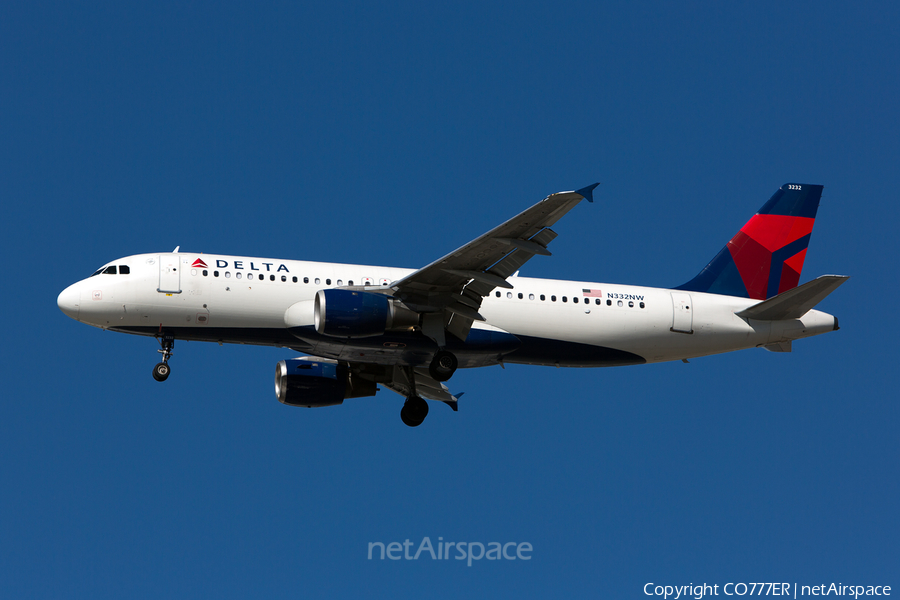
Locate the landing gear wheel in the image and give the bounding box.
[400,396,429,427]
[152,362,170,382]
[428,350,458,382]
[153,335,174,382]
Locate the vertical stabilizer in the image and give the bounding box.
[677,183,822,300]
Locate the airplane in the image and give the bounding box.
[58,183,847,426]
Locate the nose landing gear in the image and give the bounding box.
[152,335,174,382]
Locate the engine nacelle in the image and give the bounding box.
[275,358,377,407]
[314,289,418,338]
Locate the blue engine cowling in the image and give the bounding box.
[276,358,345,407]
[275,358,377,407]
[314,289,418,338]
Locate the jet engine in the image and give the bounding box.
[314,289,418,338]
[275,357,377,407]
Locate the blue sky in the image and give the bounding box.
[2,2,897,597]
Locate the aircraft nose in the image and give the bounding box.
[58,284,81,320]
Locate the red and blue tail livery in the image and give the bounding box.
[678,183,822,300]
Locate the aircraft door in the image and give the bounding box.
[158,254,182,293]
[670,292,693,334]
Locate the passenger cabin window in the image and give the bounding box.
[540,294,545,301]
[293,276,298,283]
[282,276,287,282]
[270,275,275,281]
[304,277,309,283]
[495,291,501,297]
[326,278,331,285]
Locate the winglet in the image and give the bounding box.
[575,183,600,203]
[443,392,463,412]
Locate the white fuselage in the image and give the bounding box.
[58,252,838,367]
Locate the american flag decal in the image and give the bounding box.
[582,288,602,297]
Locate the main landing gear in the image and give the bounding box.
[152,335,174,382]
[400,352,458,426]
[401,396,429,427]
[400,364,430,427]
[428,350,458,382]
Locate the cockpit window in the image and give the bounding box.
[90,264,130,276]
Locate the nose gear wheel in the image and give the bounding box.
[152,335,174,382]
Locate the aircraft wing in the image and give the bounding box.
[388,183,599,341]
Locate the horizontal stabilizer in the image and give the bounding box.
[735,275,849,321]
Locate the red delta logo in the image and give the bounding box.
[192,258,209,268]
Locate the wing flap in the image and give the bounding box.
[381,365,459,404]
